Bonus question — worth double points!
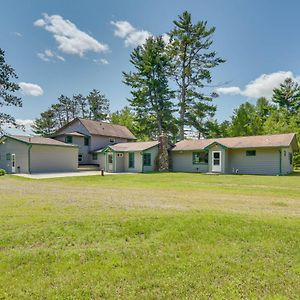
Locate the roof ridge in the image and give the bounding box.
[79,118,128,128]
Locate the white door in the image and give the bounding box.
[108,153,113,172]
[11,154,16,173]
[212,151,221,172]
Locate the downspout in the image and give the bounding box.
[113,151,116,173]
[28,145,32,174]
[279,150,282,176]
[141,151,144,173]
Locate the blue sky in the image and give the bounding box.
[1,0,300,133]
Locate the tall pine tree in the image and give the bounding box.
[0,48,22,133]
[32,109,56,136]
[272,78,300,113]
[86,89,110,121]
[168,11,225,140]
[123,36,176,138]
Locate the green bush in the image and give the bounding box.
[0,169,6,176]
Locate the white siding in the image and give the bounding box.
[56,135,89,164]
[143,146,159,172]
[90,135,130,151]
[123,152,143,173]
[57,120,90,136]
[228,148,281,175]
[171,151,209,173]
[281,147,293,175]
[0,138,29,174]
[30,145,78,173]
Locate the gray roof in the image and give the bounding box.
[53,118,136,140]
[79,118,136,140]
[108,141,159,152]
[3,135,77,147]
[172,133,299,152]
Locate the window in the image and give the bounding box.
[284,150,287,157]
[108,153,113,164]
[6,153,11,161]
[117,153,123,157]
[84,137,89,146]
[65,136,73,144]
[143,153,151,166]
[78,154,83,162]
[109,137,115,144]
[92,153,98,160]
[192,152,208,164]
[246,150,256,156]
[128,152,134,168]
[289,153,293,165]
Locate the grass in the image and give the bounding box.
[0,172,300,299]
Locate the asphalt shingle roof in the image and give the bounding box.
[9,135,77,147]
[109,141,159,152]
[172,133,298,151]
[78,118,136,140]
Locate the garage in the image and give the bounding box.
[0,135,78,174]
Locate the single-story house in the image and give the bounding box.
[171,133,298,175]
[0,135,78,174]
[97,141,160,173]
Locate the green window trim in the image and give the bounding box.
[84,137,89,146]
[6,153,11,161]
[143,153,151,166]
[192,152,208,164]
[92,153,98,160]
[65,136,73,144]
[128,152,135,168]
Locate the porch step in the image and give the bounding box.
[78,164,100,172]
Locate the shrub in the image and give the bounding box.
[0,169,6,176]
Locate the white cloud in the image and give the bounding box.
[216,71,300,99]
[216,86,241,95]
[37,49,65,62]
[37,52,50,62]
[16,119,34,127]
[111,20,152,47]
[93,58,109,65]
[2,119,34,134]
[162,33,170,44]
[111,20,135,38]
[34,14,109,56]
[13,32,22,37]
[19,82,44,96]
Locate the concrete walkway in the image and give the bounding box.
[14,171,133,179]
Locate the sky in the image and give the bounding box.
[1,0,300,134]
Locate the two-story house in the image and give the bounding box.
[52,118,136,168]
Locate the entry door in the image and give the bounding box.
[212,151,221,172]
[11,154,16,173]
[107,153,113,172]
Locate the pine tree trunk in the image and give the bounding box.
[179,80,186,140]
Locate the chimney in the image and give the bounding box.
[157,133,169,172]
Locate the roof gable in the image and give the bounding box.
[103,141,159,152]
[53,118,136,140]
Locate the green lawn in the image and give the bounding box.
[0,173,300,299]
